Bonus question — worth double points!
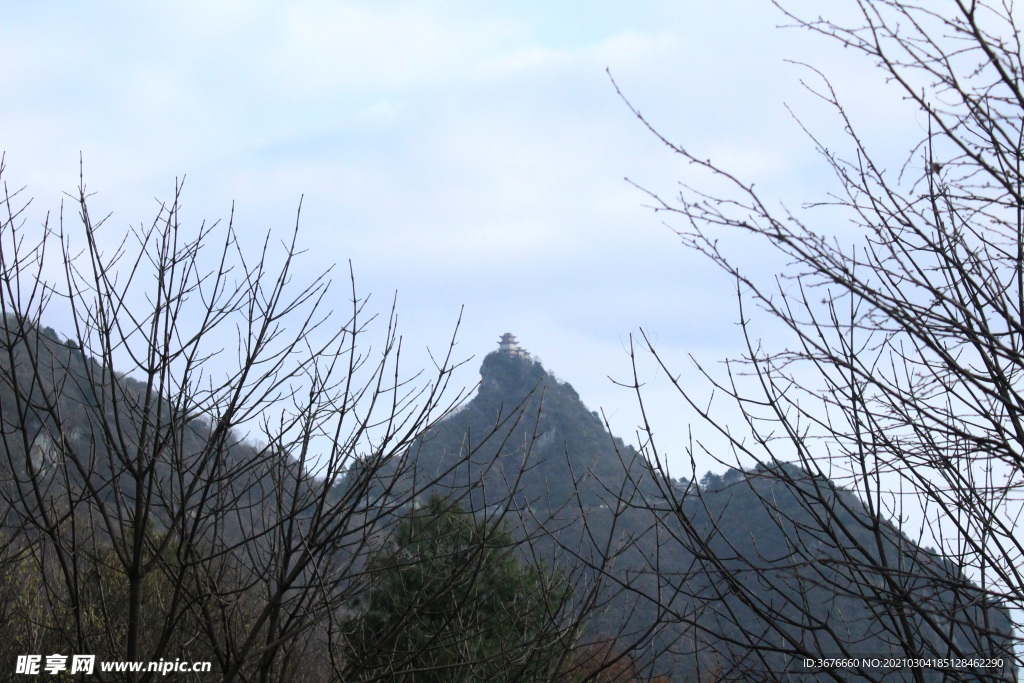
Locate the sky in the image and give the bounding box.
[0,0,924,478]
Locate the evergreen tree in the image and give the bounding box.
[342,495,576,683]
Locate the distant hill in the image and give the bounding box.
[6,323,1013,682]
[669,463,1016,681]
[401,342,1017,682]
[406,349,646,514]
[0,321,289,546]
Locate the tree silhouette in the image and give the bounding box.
[609,2,1024,681]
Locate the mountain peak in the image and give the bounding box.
[478,346,547,400]
[408,338,635,511]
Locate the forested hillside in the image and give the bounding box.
[1,316,1014,682]
[406,349,647,513]
[400,348,1017,682]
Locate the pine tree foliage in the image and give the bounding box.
[342,495,576,683]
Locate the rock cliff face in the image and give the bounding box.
[408,350,645,515]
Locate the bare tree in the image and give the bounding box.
[0,165,597,682]
[609,1,1024,682]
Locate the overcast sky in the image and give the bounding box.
[0,1,923,477]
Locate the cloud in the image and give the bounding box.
[0,0,924,474]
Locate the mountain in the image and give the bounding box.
[406,346,646,515]
[401,338,1017,682]
[669,463,1016,681]
[5,321,1013,682]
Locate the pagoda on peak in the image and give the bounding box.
[497,332,531,361]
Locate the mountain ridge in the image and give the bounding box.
[400,338,1016,681]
